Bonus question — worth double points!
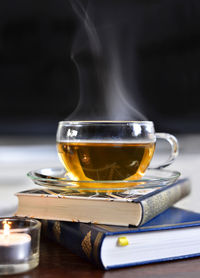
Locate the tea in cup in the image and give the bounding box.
[56,121,178,182]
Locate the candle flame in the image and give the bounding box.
[2,220,11,236]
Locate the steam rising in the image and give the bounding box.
[68,0,147,121]
[70,0,101,56]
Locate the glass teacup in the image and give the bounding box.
[56,121,178,183]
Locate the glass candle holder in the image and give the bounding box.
[0,217,41,275]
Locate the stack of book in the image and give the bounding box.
[15,178,200,270]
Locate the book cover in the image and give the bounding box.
[16,178,191,226]
[42,207,200,270]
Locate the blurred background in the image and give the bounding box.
[1,0,200,216]
[1,0,200,135]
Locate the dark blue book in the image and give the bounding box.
[42,207,200,270]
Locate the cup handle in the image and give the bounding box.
[149,133,179,169]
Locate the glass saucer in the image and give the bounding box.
[27,168,180,192]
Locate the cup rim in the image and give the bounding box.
[0,217,41,233]
[58,120,153,125]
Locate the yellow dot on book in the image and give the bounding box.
[117,236,129,246]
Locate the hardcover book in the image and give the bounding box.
[15,178,190,226]
[42,207,200,270]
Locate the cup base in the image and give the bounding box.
[0,255,39,275]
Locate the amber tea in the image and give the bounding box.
[57,141,155,181]
[56,121,179,186]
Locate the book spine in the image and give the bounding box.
[42,220,105,268]
[139,179,191,226]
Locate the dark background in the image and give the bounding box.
[1,0,200,135]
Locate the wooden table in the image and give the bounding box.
[6,239,200,278]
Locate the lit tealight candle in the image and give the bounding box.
[0,220,31,264]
